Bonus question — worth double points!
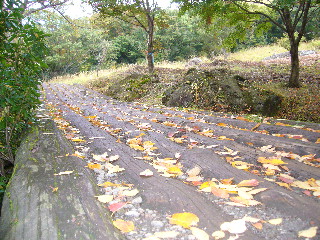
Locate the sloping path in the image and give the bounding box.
[14,83,320,239]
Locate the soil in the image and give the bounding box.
[22,82,319,239]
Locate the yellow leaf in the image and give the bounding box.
[98,181,121,187]
[109,155,120,162]
[298,226,318,238]
[95,195,113,203]
[316,138,320,144]
[292,180,313,190]
[190,227,209,240]
[129,144,145,151]
[217,123,227,127]
[258,157,287,165]
[52,187,58,192]
[238,190,253,200]
[199,181,217,190]
[122,189,139,197]
[167,166,183,175]
[169,212,199,228]
[71,138,86,142]
[113,219,135,233]
[87,163,102,170]
[211,230,225,239]
[268,218,283,225]
[247,188,268,195]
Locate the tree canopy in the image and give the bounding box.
[174,0,320,87]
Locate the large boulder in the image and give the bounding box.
[162,68,282,116]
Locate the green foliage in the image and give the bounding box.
[278,33,306,50]
[0,0,47,175]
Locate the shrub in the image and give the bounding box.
[0,0,47,175]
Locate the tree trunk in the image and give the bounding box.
[146,10,155,74]
[288,40,301,88]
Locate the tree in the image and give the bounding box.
[19,0,70,16]
[89,0,162,73]
[175,0,320,88]
[0,0,47,175]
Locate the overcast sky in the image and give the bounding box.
[64,0,178,19]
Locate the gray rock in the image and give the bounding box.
[125,210,140,218]
[132,196,143,204]
[151,220,164,229]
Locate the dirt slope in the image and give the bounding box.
[38,82,320,239]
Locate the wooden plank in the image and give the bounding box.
[0,118,123,240]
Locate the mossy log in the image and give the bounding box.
[0,118,122,240]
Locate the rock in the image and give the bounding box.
[132,196,143,204]
[125,210,140,218]
[162,68,282,117]
[151,220,164,229]
[186,57,202,67]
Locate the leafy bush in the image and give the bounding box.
[0,0,47,175]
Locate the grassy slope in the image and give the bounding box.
[51,41,320,123]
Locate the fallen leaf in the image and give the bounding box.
[52,187,58,192]
[217,123,227,127]
[54,171,74,176]
[169,212,199,228]
[108,202,126,213]
[95,195,113,203]
[211,187,229,198]
[212,230,225,239]
[71,138,86,142]
[140,169,154,177]
[258,157,287,165]
[113,219,135,233]
[298,226,318,238]
[122,188,139,197]
[98,181,122,187]
[87,163,102,170]
[167,166,183,175]
[109,155,120,162]
[247,188,268,195]
[268,218,282,225]
[190,227,209,240]
[243,216,261,223]
[220,219,247,234]
[238,179,259,187]
[129,144,145,151]
[187,166,201,177]
[154,231,180,238]
[252,222,263,230]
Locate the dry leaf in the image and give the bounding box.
[95,195,113,203]
[113,219,135,233]
[167,166,183,175]
[298,226,318,238]
[109,155,120,162]
[169,212,199,228]
[190,227,209,240]
[220,219,247,234]
[54,171,74,176]
[140,169,154,177]
[268,218,282,225]
[122,188,139,197]
[154,231,180,238]
[108,202,126,213]
[211,187,229,199]
[243,216,261,223]
[212,230,225,239]
[87,163,102,170]
[238,179,259,187]
[258,157,287,165]
[187,166,201,177]
[252,222,263,230]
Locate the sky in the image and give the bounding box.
[64,0,178,19]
